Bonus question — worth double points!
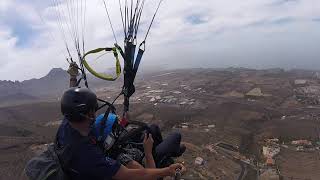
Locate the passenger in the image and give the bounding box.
[94,113,186,168]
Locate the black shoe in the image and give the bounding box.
[171,144,186,157]
[158,157,175,168]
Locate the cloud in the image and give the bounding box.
[268,0,299,6]
[0,0,320,81]
[271,17,296,25]
[185,14,209,25]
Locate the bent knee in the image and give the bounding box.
[171,132,181,142]
[126,160,144,169]
[149,124,160,132]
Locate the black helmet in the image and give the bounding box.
[61,87,98,122]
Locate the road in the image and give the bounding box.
[237,160,246,180]
[215,146,247,180]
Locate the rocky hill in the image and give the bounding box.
[0,68,119,106]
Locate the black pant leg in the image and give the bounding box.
[149,124,163,147]
[155,132,181,159]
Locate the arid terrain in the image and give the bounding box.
[1,68,320,180]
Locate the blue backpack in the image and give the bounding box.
[93,113,118,141]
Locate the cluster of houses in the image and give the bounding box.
[294,79,320,105]
[291,139,314,151]
[131,83,202,106]
[259,138,317,180]
[262,139,281,167]
[262,138,317,167]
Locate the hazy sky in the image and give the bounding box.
[0,0,319,81]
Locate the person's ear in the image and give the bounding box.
[90,110,96,118]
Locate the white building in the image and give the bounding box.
[294,79,307,86]
[263,146,280,158]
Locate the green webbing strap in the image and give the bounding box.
[41,169,58,180]
[82,47,121,81]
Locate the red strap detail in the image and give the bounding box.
[90,137,97,145]
[120,117,128,127]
